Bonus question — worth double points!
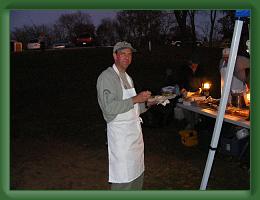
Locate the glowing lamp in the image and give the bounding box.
[244,92,250,107]
[202,82,211,97]
[246,93,250,102]
[246,92,250,120]
[202,82,211,90]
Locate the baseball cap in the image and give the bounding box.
[222,48,230,56]
[113,41,136,53]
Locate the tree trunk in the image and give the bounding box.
[209,10,217,48]
[174,11,188,40]
[188,11,197,44]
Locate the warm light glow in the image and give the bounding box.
[203,82,211,90]
[247,93,250,102]
[198,88,202,94]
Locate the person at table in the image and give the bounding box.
[177,53,207,130]
[178,53,207,96]
[219,48,250,106]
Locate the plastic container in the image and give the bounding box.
[236,128,249,140]
[231,93,245,108]
[179,130,198,147]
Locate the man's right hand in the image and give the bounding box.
[132,91,151,104]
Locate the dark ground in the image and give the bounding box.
[10,47,250,190]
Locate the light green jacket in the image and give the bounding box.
[97,66,146,123]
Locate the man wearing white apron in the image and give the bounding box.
[97,41,151,190]
[219,48,250,104]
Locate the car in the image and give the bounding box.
[27,39,41,50]
[52,41,71,49]
[171,40,182,47]
[75,33,94,46]
[171,40,203,47]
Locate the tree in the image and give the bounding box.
[209,10,217,47]
[11,24,52,47]
[174,11,188,40]
[196,11,223,47]
[52,23,67,41]
[116,10,162,48]
[55,11,95,42]
[219,10,250,54]
[188,10,197,44]
[218,10,235,40]
[159,11,177,44]
[96,18,119,46]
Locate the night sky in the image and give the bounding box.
[10,10,117,30]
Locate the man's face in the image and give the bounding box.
[113,48,133,72]
[191,63,198,72]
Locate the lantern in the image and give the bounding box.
[244,92,250,107]
[202,82,211,97]
[202,82,211,90]
[246,92,250,120]
[246,93,250,102]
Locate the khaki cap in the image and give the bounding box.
[113,41,136,53]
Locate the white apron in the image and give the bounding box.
[220,66,246,103]
[106,65,144,183]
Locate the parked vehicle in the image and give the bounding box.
[75,33,94,46]
[27,39,41,50]
[52,41,72,49]
[171,40,203,47]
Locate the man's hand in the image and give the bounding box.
[132,91,151,104]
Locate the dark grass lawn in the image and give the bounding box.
[10,46,249,190]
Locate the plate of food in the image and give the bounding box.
[148,94,176,105]
[148,95,166,103]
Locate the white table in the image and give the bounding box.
[177,103,250,129]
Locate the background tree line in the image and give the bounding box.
[11,10,239,49]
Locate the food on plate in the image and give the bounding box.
[148,94,176,104]
[225,107,249,117]
[148,95,165,103]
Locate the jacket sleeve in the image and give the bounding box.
[234,56,250,82]
[139,103,147,114]
[97,71,134,116]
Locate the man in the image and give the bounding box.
[219,48,250,105]
[179,54,206,93]
[178,54,206,130]
[96,41,151,190]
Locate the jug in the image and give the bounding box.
[231,92,245,108]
